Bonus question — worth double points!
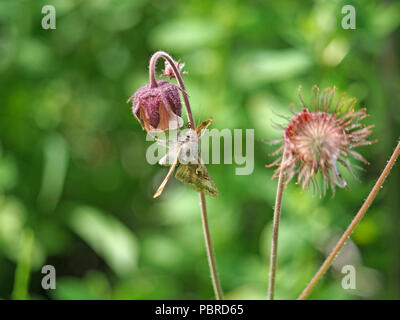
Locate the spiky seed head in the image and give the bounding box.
[268,86,375,196]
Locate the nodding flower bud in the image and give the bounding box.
[128,80,183,132]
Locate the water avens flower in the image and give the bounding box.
[267,85,376,300]
[129,51,223,300]
[128,80,183,132]
[268,86,375,195]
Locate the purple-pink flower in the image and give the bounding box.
[268,86,375,195]
[128,80,183,132]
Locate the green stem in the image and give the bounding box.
[267,151,287,300]
[148,51,195,128]
[200,192,224,300]
[298,140,400,300]
[148,51,223,299]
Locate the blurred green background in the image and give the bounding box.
[0,0,399,300]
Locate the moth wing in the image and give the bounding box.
[196,119,212,137]
[175,163,219,197]
[158,141,180,166]
[158,154,169,166]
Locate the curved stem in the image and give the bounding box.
[267,150,287,300]
[200,192,224,300]
[149,51,223,299]
[298,140,400,300]
[148,51,195,129]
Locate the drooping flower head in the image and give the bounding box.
[268,86,375,195]
[128,80,183,132]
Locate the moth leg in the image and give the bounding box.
[153,145,183,198]
[153,160,178,198]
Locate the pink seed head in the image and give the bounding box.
[268,86,375,196]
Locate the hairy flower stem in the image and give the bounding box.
[200,192,224,300]
[298,140,400,300]
[149,51,195,129]
[149,51,223,299]
[268,150,287,300]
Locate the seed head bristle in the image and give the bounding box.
[268,85,375,196]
